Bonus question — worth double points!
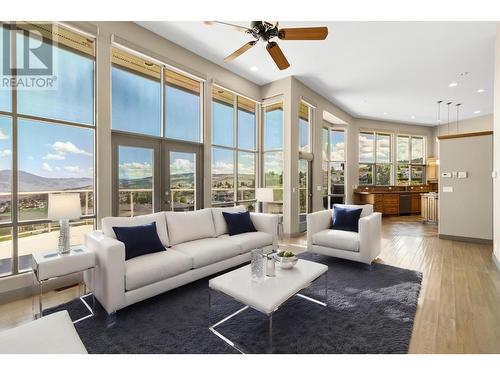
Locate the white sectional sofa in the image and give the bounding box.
[85,206,279,314]
[306,204,382,265]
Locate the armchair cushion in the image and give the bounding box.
[312,229,360,252]
[332,206,363,232]
[333,204,373,218]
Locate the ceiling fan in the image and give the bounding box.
[204,21,328,70]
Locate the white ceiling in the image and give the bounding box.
[137,21,497,126]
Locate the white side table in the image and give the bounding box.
[32,246,96,323]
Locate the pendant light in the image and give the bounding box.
[446,102,452,135]
[437,100,442,124]
[456,103,461,134]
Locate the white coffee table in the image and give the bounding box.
[208,259,328,353]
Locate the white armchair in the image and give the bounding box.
[307,204,382,264]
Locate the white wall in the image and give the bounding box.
[493,25,500,267]
[438,134,493,241]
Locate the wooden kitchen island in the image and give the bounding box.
[353,185,437,215]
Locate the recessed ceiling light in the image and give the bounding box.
[383,112,388,115]
[474,110,481,114]
[411,115,416,119]
[250,66,258,72]
[448,82,458,88]
[477,88,485,93]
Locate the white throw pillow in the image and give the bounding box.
[211,205,246,236]
[101,212,169,247]
[165,208,216,246]
[333,204,373,218]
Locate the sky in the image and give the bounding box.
[264,109,283,151]
[17,119,94,181]
[118,146,153,182]
[170,152,195,176]
[0,117,12,183]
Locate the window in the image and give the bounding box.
[118,146,153,217]
[358,132,392,185]
[262,102,284,214]
[322,126,346,209]
[165,70,201,143]
[0,23,96,277]
[397,135,425,185]
[112,49,203,143]
[299,102,310,152]
[211,87,257,210]
[112,48,162,137]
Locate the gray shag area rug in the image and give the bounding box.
[48,253,422,354]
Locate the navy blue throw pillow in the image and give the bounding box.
[331,206,363,232]
[222,211,257,236]
[112,222,166,260]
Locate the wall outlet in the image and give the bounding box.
[317,185,322,191]
[443,186,453,193]
[458,171,467,178]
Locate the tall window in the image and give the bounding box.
[211,87,257,211]
[299,102,310,152]
[0,23,96,277]
[397,135,425,185]
[322,126,346,208]
[262,102,284,214]
[112,48,202,142]
[358,131,392,185]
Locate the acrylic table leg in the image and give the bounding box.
[325,272,328,304]
[208,288,212,326]
[38,281,43,319]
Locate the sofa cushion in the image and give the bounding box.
[172,237,242,268]
[0,310,87,354]
[113,223,166,260]
[125,250,193,291]
[219,231,273,252]
[211,205,246,236]
[333,204,373,218]
[222,211,257,236]
[166,209,216,246]
[102,212,169,247]
[312,229,360,252]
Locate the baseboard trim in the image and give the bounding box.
[438,234,493,244]
[492,253,500,271]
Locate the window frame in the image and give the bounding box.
[358,131,393,186]
[396,134,426,186]
[261,101,284,213]
[322,124,347,209]
[211,85,259,210]
[0,22,97,278]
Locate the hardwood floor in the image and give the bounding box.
[1,215,499,353]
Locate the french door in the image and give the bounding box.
[298,158,313,232]
[112,133,202,216]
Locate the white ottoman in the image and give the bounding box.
[0,311,87,354]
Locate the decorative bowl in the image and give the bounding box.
[274,254,298,269]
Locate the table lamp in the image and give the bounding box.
[48,193,81,254]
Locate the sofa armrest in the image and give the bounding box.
[250,213,280,248]
[358,212,382,263]
[307,210,332,247]
[84,231,126,314]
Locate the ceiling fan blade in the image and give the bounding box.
[204,21,252,33]
[278,27,328,40]
[224,41,257,62]
[266,42,290,70]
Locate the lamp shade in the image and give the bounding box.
[48,193,81,220]
[255,188,274,203]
